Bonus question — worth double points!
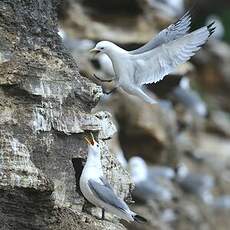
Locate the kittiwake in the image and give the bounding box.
[129,156,175,203]
[90,12,215,104]
[206,15,224,41]
[171,76,208,117]
[175,163,215,204]
[80,133,147,222]
[147,0,185,19]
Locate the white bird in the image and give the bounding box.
[129,156,175,203]
[97,54,114,77]
[212,195,230,210]
[147,0,185,19]
[175,164,215,204]
[90,12,215,104]
[171,77,208,117]
[58,28,94,53]
[116,150,128,168]
[206,15,224,41]
[80,133,147,222]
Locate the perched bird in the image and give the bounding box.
[149,165,175,180]
[129,156,175,203]
[171,77,208,117]
[58,28,94,53]
[147,0,185,19]
[116,150,128,168]
[90,12,215,104]
[80,133,147,222]
[175,164,214,204]
[212,195,230,210]
[206,15,224,41]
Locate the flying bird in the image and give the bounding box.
[80,133,147,222]
[90,12,215,104]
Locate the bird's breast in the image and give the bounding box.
[111,55,133,81]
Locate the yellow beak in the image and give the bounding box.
[84,132,96,145]
[89,48,100,55]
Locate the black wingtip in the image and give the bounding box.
[207,21,216,37]
[134,214,148,223]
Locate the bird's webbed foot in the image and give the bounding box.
[102,86,118,95]
[93,74,114,83]
[82,199,94,215]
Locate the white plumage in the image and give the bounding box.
[80,134,146,222]
[147,0,185,18]
[90,12,215,104]
[129,156,175,202]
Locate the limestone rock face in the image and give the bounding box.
[60,0,159,44]
[107,92,179,166]
[0,0,130,229]
[194,41,230,112]
[0,133,51,190]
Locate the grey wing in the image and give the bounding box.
[88,178,129,212]
[130,11,191,55]
[149,166,175,180]
[180,174,214,194]
[132,23,215,85]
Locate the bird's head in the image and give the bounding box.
[90,41,116,56]
[84,133,100,156]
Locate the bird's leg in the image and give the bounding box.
[132,87,158,104]
[101,208,105,220]
[82,199,93,215]
[102,86,118,95]
[93,74,114,83]
[82,199,88,213]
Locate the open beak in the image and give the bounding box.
[84,132,96,145]
[89,48,101,56]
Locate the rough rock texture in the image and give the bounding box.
[194,41,230,112]
[0,0,130,229]
[59,0,162,44]
[108,91,179,166]
[57,1,230,229]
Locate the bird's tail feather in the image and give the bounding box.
[133,214,148,223]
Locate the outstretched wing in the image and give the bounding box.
[88,178,129,212]
[130,11,191,55]
[132,23,215,85]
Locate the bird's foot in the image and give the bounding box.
[102,87,118,95]
[82,200,94,216]
[93,74,114,83]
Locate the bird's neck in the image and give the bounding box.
[84,149,103,173]
[106,46,127,62]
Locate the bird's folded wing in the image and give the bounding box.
[132,24,215,85]
[88,178,129,211]
[130,11,191,55]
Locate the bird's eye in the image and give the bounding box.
[97,144,99,147]
[101,47,104,50]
